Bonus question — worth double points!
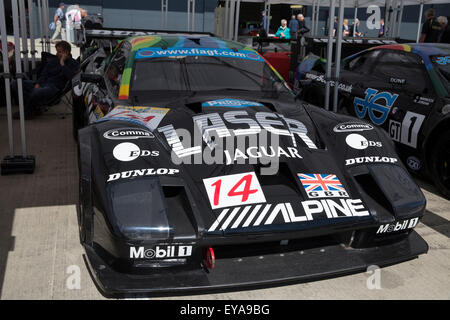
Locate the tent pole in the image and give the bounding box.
[353,4,357,38]
[324,0,336,111]
[266,2,271,35]
[234,0,241,41]
[192,0,196,32]
[18,0,29,74]
[315,3,320,36]
[311,0,316,36]
[416,1,424,43]
[396,0,404,38]
[384,0,389,38]
[228,0,235,40]
[333,0,344,113]
[28,0,37,80]
[187,0,191,32]
[224,0,229,39]
[37,0,43,44]
[0,0,15,156]
[12,0,28,156]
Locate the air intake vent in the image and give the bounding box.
[353,173,394,215]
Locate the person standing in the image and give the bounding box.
[50,2,66,43]
[438,16,450,43]
[297,14,310,37]
[343,19,350,37]
[379,18,388,37]
[289,15,299,39]
[349,19,361,37]
[261,11,269,32]
[275,19,290,40]
[419,8,442,43]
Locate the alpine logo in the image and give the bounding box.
[298,174,349,198]
[376,218,419,234]
[354,88,398,125]
[130,245,193,259]
[333,122,374,133]
[103,128,154,140]
[208,199,370,232]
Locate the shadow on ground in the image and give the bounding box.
[0,103,78,297]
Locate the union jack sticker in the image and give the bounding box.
[298,173,349,199]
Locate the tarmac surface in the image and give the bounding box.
[0,39,449,299]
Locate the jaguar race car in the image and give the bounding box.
[296,43,450,198]
[72,33,428,297]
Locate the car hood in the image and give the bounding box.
[82,95,426,239]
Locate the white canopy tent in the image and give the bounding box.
[220,0,448,111]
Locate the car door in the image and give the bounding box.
[369,50,435,152]
[340,49,387,115]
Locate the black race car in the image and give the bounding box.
[296,43,450,198]
[72,33,428,297]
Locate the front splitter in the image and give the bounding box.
[83,230,428,298]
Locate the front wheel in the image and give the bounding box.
[430,129,450,199]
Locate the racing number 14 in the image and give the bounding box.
[211,174,258,206]
[203,172,267,210]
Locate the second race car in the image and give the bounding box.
[296,43,450,198]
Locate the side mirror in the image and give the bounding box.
[80,73,105,88]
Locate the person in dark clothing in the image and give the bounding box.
[297,14,310,38]
[12,41,79,119]
[349,19,362,37]
[437,16,450,43]
[420,8,442,43]
[441,23,450,43]
[289,15,299,39]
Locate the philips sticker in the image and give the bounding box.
[202,99,264,108]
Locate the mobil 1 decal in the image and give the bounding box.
[389,111,425,148]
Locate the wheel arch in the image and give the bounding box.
[423,116,450,172]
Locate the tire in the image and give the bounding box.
[430,129,450,199]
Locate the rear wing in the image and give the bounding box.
[84,27,214,41]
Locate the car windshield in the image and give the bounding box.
[130,55,289,98]
[432,55,450,89]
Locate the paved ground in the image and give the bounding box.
[0,98,449,299]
